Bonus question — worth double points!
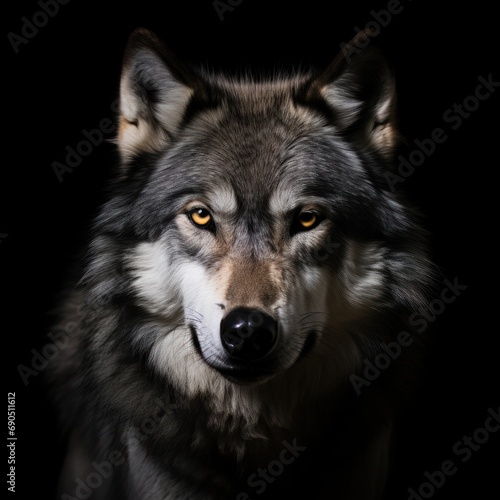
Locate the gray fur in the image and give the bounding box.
[51,28,434,499]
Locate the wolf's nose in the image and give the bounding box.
[220,308,278,360]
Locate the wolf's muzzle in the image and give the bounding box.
[220,307,278,361]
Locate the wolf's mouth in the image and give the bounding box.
[189,324,316,384]
[216,367,275,385]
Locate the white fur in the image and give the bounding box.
[118,50,193,159]
[340,240,386,308]
[206,186,238,215]
[125,234,377,394]
[321,84,364,127]
[124,216,390,452]
[126,239,182,319]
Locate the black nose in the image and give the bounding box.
[220,308,278,360]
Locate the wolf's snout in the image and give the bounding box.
[220,308,278,361]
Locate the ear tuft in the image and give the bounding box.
[118,28,195,160]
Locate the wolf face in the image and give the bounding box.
[53,28,436,500]
[85,29,430,407]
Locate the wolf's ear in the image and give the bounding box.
[118,28,196,160]
[306,32,397,158]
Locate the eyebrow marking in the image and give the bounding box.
[207,186,238,215]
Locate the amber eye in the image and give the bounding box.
[291,209,324,235]
[188,208,213,228]
[298,211,317,229]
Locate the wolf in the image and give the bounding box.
[51,28,434,500]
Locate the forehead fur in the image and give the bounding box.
[205,71,313,99]
[184,72,329,148]
[161,73,362,201]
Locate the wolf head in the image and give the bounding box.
[86,29,431,403]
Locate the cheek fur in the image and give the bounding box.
[126,238,183,318]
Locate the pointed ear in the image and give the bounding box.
[118,28,196,160]
[306,32,397,158]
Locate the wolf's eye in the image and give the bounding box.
[298,211,317,228]
[188,208,213,229]
[292,210,323,233]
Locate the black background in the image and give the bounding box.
[3,0,499,498]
